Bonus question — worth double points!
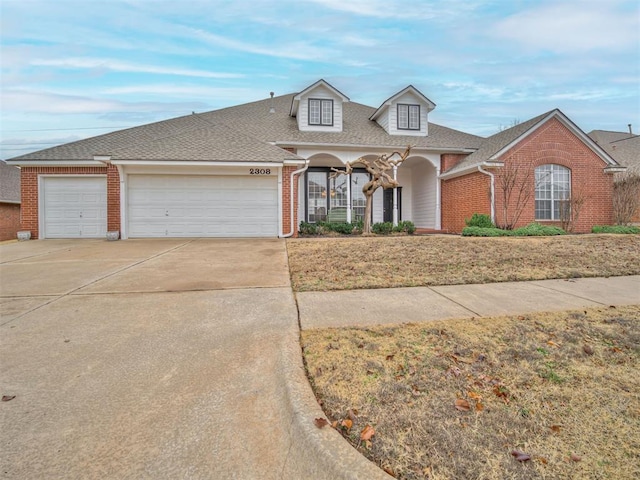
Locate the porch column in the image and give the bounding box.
[435,165,441,230]
[393,166,398,226]
[346,174,352,223]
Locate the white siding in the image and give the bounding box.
[296,84,344,132]
[372,187,384,224]
[374,91,430,136]
[411,162,438,228]
[396,168,413,220]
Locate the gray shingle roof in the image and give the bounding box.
[110,122,305,163]
[7,92,483,164]
[0,160,21,203]
[442,110,554,176]
[588,130,640,174]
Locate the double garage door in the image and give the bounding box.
[41,174,279,238]
[127,174,279,238]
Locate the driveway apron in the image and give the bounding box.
[0,239,304,479]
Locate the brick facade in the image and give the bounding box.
[106,164,121,232]
[441,118,616,233]
[441,171,491,233]
[282,165,301,237]
[0,203,21,241]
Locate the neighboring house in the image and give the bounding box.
[589,129,640,222]
[0,160,21,241]
[6,79,625,239]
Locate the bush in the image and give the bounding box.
[462,226,511,237]
[465,213,495,229]
[393,220,416,234]
[462,223,566,237]
[592,225,640,234]
[299,221,318,235]
[512,223,566,236]
[324,222,355,235]
[372,222,394,235]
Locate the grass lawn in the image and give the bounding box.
[287,234,640,292]
[302,306,640,480]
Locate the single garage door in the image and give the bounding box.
[41,176,107,238]
[127,174,279,237]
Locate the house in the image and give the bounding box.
[588,129,640,223]
[0,160,21,241]
[6,79,625,239]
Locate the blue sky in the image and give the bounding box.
[1,0,639,159]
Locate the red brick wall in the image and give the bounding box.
[441,171,491,233]
[493,118,614,233]
[441,154,469,173]
[106,164,121,232]
[20,166,111,239]
[0,203,21,241]
[282,166,301,237]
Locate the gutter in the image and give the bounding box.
[282,160,310,238]
[477,164,496,224]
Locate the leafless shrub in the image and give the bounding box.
[613,172,640,225]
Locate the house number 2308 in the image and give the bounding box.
[249,168,271,175]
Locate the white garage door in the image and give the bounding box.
[127,174,279,237]
[42,176,107,238]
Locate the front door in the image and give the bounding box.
[383,187,402,223]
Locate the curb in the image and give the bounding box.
[277,321,393,479]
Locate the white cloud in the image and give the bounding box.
[493,1,639,53]
[31,58,244,79]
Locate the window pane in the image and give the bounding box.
[351,172,368,222]
[309,99,320,125]
[307,171,326,222]
[398,104,408,129]
[535,164,570,220]
[321,100,333,125]
[330,175,348,209]
[409,105,419,129]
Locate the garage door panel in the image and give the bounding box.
[127,174,279,238]
[42,177,107,239]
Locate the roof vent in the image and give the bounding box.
[629,124,633,135]
[269,92,275,114]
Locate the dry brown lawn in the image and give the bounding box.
[302,306,640,480]
[287,234,640,292]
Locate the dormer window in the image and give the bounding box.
[309,99,333,126]
[398,104,420,130]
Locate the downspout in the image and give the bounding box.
[477,164,495,225]
[282,160,310,238]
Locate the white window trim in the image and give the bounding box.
[535,164,571,221]
[398,103,420,130]
[308,98,333,126]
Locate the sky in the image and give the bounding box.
[1,0,639,159]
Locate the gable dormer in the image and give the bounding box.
[369,85,436,137]
[290,79,349,132]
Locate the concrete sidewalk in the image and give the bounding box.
[297,275,640,329]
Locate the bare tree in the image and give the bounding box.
[613,172,640,225]
[330,146,412,234]
[559,179,589,233]
[495,161,534,230]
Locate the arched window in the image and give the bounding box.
[535,164,570,220]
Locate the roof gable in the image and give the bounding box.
[289,79,350,117]
[369,85,436,122]
[0,160,21,203]
[441,109,620,178]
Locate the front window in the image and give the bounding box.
[398,104,420,130]
[309,99,333,126]
[306,169,369,223]
[535,164,570,220]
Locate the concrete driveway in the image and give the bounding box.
[0,239,389,479]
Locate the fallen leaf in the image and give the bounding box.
[357,343,364,349]
[331,421,338,428]
[360,425,375,441]
[550,425,562,433]
[348,409,358,422]
[383,466,395,476]
[537,456,548,465]
[2,395,16,402]
[476,402,484,412]
[314,418,329,428]
[385,354,395,361]
[341,419,353,431]
[583,345,594,355]
[468,391,483,400]
[570,453,582,462]
[511,450,531,462]
[547,340,560,347]
[455,398,471,411]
